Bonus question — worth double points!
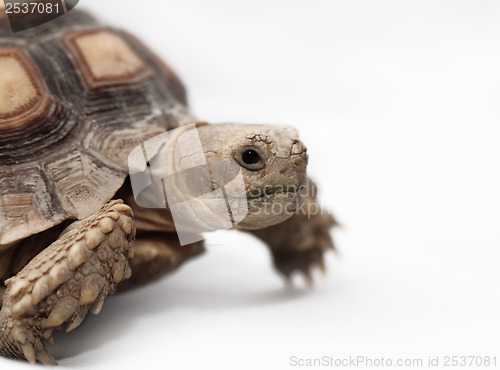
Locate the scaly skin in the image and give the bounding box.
[0,200,135,365]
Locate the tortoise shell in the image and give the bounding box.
[0,10,192,248]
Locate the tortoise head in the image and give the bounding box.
[195,123,308,229]
[129,123,308,234]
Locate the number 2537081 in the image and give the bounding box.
[5,2,62,14]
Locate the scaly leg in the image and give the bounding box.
[0,200,135,365]
[118,232,204,292]
[249,179,337,283]
[1,222,68,308]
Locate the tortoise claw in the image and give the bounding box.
[23,339,57,366]
[274,244,331,287]
[301,269,314,286]
[36,348,57,366]
[0,313,58,366]
[21,342,36,364]
[317,258,326,275]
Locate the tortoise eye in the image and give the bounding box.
[242,150,260,164]
[234,147,266,170]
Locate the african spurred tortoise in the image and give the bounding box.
[0,9,335,365]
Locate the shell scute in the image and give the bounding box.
[0,9,188,249]
[63,28,153,89]
[0,46,51,131]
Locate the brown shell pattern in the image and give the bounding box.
[0,10,191,247]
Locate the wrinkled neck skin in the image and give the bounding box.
[129,122,308,235]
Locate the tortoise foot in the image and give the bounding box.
[0,200,135,365]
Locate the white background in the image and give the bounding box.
[3,1,500,369]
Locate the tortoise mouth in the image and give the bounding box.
[246,185,303,200]
[245,186,302,216]
[234,186,302,230]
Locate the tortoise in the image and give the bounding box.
[0,8,336,365]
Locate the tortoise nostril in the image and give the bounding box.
[291,141,307,156]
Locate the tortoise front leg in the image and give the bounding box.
[0,200,135,365]
[248,179,337,283]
